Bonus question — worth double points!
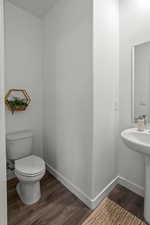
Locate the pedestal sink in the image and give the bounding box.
[121,128,150,224]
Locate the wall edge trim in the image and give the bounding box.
[46,163,92,208]
[91,176,119,209]
[46,163,119,209]
[118,176,144,197]
[8,165,145,209]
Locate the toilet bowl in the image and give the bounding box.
[15,155,45,205]
[7,130,46,205]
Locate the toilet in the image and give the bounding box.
[6,130,46,205]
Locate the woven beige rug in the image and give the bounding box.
[82,198,146,225]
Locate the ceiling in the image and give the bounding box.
[7,0,56,18]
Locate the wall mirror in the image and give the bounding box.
[132,41,150,122]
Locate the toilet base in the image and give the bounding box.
[16,181,41,205]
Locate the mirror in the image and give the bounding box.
[132,41,150,122]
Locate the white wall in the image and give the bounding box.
[5,2,44,160]
[44,0,93,197]
[5,0,119,208]
[92,0,119,198]
[44,0,119,202]
[0,0,7,223]
[4,0,150,210]
[119,0,150,188]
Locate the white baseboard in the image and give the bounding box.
[8,163,145,209]
[91,176,119,209]
[46,163,92,208]
[47,163,146,209]
[46,163,119,209]
[118,176,144,197]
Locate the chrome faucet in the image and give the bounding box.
[143,115,148,127]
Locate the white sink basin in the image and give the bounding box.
[121,128,150,224]
[121,128,150,156]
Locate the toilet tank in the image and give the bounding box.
[6,130,33,160]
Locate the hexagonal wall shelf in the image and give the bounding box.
[5,89,31,114]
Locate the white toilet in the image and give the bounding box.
[7,130,46,205]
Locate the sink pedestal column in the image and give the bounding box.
[144,156,150,224]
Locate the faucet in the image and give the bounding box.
[142,115,148,127]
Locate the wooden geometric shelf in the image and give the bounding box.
[5,89,31,114]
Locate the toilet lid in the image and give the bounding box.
[15,155,45,176]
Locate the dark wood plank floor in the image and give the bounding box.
[8,172,146,225]
[7,172,91,225]
[109,184,147,224]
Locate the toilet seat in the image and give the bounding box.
[15,155,45,177]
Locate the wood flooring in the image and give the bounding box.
[7,172,146,225]
[108,184,146,223]
[7,172,91,225]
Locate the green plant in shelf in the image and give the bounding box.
[6,97,28,114]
